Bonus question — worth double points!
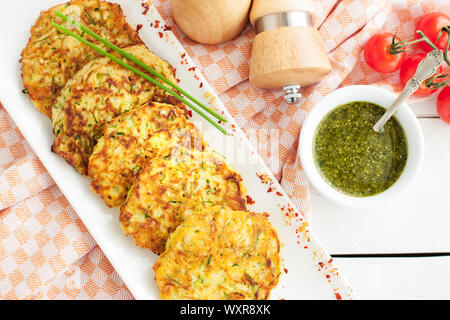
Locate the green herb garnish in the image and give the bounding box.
[167,276,183,287]
[51,11,228,135]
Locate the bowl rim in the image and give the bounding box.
[299,85,425,208]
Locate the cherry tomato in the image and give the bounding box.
[399,54,443,96]
[437,86,450,124]
[415,12,450,52]
[364,32,406,73]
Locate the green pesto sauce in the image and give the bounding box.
[313,101,408,197]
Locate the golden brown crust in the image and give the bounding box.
[119,146,247,255]
[21,0,142,117]
[51,44,180,175]
[88,102,204,208]
[153,207,282,300]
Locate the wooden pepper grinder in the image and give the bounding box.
[249,0,332,103]
[171,0,252,45]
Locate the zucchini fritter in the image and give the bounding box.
[153,206,282,300]
[21,0,142,117]
[120,146,247,255]
[88,102,204,208]
[52,44,180,175]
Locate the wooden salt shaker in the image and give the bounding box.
[249,0,332,103]
[171,0,252,45]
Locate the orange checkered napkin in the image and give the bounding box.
[1,0,449,299]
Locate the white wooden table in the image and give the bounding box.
[310,96,450,299]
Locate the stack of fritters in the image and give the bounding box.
[119,145,247,255]
[51,44,180,175]
[88,103,204,208]
[22,0,282,300]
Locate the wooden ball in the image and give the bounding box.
[171,0,252,45]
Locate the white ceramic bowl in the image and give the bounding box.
[299,85,424,208]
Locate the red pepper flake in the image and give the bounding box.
[329,258,333,264]
[335,292,342,300]
[284,268,288,274]
[318,262,324,268]
[245,195,255,205]
[188,67,197,72]
[136,24,143,33]
[176,78,181,83]
[158,32,163,38]
[163,25,172,31]
[141,2,149,15]
[275,191,283,196]
[267,187,273,193]
[199,82,203,88]
[187,110,193,118]
[181,53,186,58]
[256,173,271,185]
[154,20,160,28]
[326,275,330,279]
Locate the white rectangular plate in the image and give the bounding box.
[0,0,355,300]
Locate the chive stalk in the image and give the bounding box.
[54,10,227,123]
[51,21,228,135]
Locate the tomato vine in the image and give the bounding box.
[390,26,450,89]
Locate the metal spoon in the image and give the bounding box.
[373,49,444,133]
